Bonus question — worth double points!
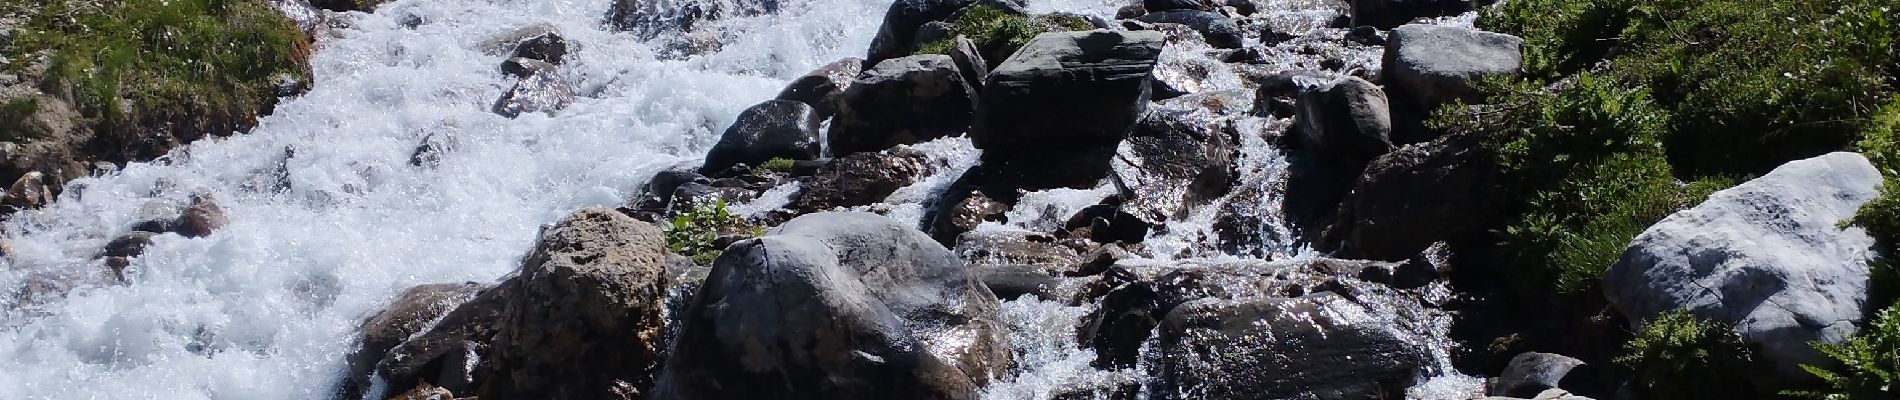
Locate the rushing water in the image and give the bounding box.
[0,0,1481,397]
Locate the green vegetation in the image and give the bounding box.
[1481,0,1898,176]
[3,0,309,139]
[912,6,1094,63]
[0,96,39,142]
[1454,0,1897,386]
[758,157,796,174]
[1616,310,1760,399]
[1792,304,1900,399]
[663,199,759,264]
[1435,74,1729,298]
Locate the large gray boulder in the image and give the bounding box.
[1158,292,1426,399]
[699,99,821,174]
[1604,152,1882,382]
[972,30,1164,191]
[478,208,672,399]
[1383,24,1523,110]
[827,55,977,157]
[1294,76,1393,165]
[659,212,1011,400]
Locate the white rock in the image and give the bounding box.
[1604,152,1881,381]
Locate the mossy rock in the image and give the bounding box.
[3,0,311,165]
[912,6,1096,69]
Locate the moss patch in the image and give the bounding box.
[6,0,310,155]
[913,6,1094,65]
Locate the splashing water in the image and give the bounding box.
[0,0,1486,397]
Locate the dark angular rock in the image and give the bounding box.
[1135,10,1243,49]
[1121,110,1238,219]
[343,282,487,397]
[1080,269,1229,369]
[926,170,1012,245]
[865,0,1026,64]
[2,171,52,211]
[981,264,1061,301]
[948,36,990,92]
[372,282,508,397]
[1144,0,1211,12]
[1159,292,1426,399]
[790,148,929,213]
[510,32,567,65]
[659,212,1012,400]
[828,55,976,157]
[775,58,863,119]
[699,100,822,175]
[1318,131,1496,261]
[973,30,1163,191]
[409,132,455,167]
[101,231,158,258]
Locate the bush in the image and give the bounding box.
[5,0,310,145]
[1480,0,1899,175]
[1617,310,1761,399]
[912,6,1093,64]
[663,199,759,264]
[1436,74,1728,297]
[1792,304,1900,399]
[1853,101,1900,312]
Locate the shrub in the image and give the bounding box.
[912,6,1094,64]
[1617,310,1761,399]
[6,0,310,145]
[1851,100,1900,314]
[1791,304,1900,399]
[1436,74,1728,297]
[663,199,759,264]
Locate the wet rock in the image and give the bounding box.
[981,264,1061,301]
[660,211,1012,400]
[1121,110,1238,219]
[388,384,454,400]
[344,282,487,396]
[607,0,781,39]
[699,100,822,175]
[1069,243,1128,277]
[926,170,1011,244]
[372,283,509,397]
[1115,4,1147,19]
[175,194,228,238]
[1145,0,1211,12]
[478,208,671,398]
[1383,24,1523,109]
[2,171,52,211]
[1249,70,1324,119]
[775,58,863,118]
[1135,10,1243,49]
[790,148,929,213]
[827,55,976,157]
[1604,152,1880,383]
[948,36,990,92]
[309,0,391,12]
[1346,25,1386,46]
[956,230,1084,267]
[1159,292,1426,399]
[1293,76,1392,165]
[491,60,575,118]
[1081,269,1230,369]
[974,30,1163,191]
[1061,202,1151,245]
[101,231,158,259]
[1319,131,1494,261]
[865,0,1023,64]
[1350,0,1479,29]
[409,132,455,167]
[642,169,710,210]
[1490,352,1597,398]
[509,31,567,65]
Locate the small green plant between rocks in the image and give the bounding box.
[663,199,760,264]
[1790,303,1900,399]
[1616,310,1760,399]
[912,6,1094,62]
[758,157,796,174]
